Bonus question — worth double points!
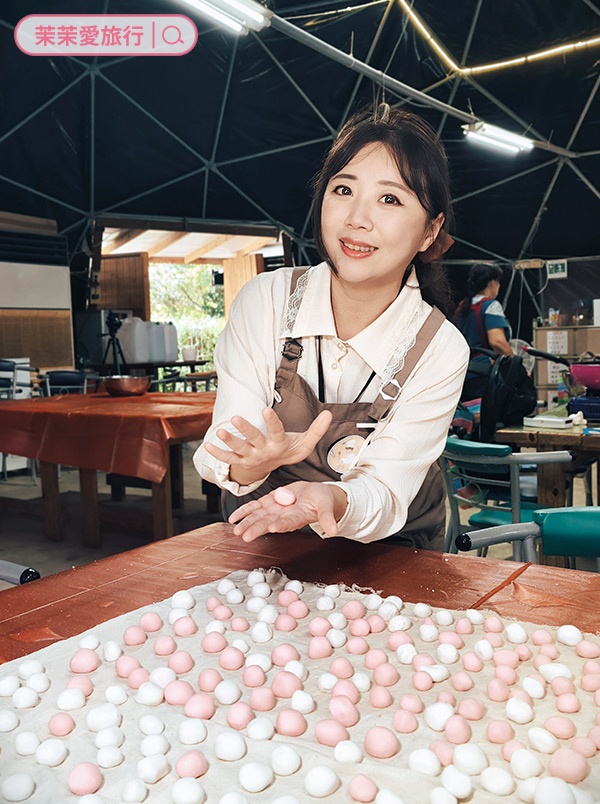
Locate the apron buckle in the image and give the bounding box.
[379,379,402,401]
[282,339,303,361]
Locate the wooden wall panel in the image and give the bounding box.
[96,253,150,319]
[0,309,74,369]
[223,253,264,319]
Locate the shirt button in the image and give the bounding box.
[331,362,338,370]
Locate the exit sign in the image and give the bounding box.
[547,259,568,279]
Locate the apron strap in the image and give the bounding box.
[368,306,446,421]
[280,267,311,370]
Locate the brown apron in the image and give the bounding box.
[222,269,446,550]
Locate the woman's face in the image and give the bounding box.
[320,142,442,292]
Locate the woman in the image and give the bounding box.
[194,105,469,549]
[455,264,514,401]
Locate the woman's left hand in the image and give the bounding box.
[229,482,346,542]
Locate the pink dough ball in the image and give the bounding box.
[140,611,163,632]
[219,647,245,671]
[346,637,369,656]
[534,654,552,669]
[315,718,350,746]
[231,617,250,632]
[206,596,221,611]
[531,628,553,645]
[514,644,532,661]
[342,600,366,620]
[485,633,503,648]
[493,650,519,668]
[451,672,473,692]
[445,715,471,745]
[176,749,209,778]
[349,619,371,637]
[393,709,418,733]
[585,660,600,674]
[577,640,600,658]
[373,663,399,687]
[309,617,332,636]
[366,615,386,633]
[439,631,464,649]
[399,693,423,713]
[287,600,309,619]
[509,689,532,706]
[274,614,297,632]
[588,726,600,749]
[249,686,276,711]
[330,657,354,679]
[274,486,296,506]
[197,668,222,692]
[412,671,433,692]
[455,617,474,635]
[548,748,589,784]
[581,675,600,692]
[540,643,560,659]
[545,716,576,740]
[67,676,94,697]
[168,651,194,674]
[272,670,302,698]
[462,652,483,673]
[364,726,399,759]
[184,693,215,719]
[502,740,525,761]
[164,680,195,706]
[174,617,198,636]
[332,680,360,704]
[429,740,453,767]
[227,702,255,730]
[68,762,103,795]
[486,720,514,744]
[551,677,575,696]
[70,648,101,674]
[495,665,517,686]
[457,698,485,721]
[329,695,360,727]
[556,693,581,713]
[277,590,298,607]
[412,654,435,670]
[123,626,146,646]
[243,665,267,687]
[487,678,509,702]
[349,774,378,803]
[387,632,413,650]
[115,655,141,678]
[272,644,300,666]
[212,605,233,621]
[484,616,503,633]
[276,708,307,736]
[201,632,227,654]
[572,737,597,757]
[370,686,393,708]
[49,712,75,736]
[128,668,150,689]
[437,691,456,706]
[154,635,177,656]
[364,649,387,669]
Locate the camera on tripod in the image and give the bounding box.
[105,310,123,338]
[100,310,126,373]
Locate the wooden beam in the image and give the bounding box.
[0,210,57,235]
[184,234,232,263]
[147,230,190,257]
[234,236,278,259]
[102,228,146,255]
[149,256,224,265]
[96,215,279,239]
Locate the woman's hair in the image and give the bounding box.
[311,105,454,316]
[455,263,504,322]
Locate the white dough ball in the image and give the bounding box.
[218,795,249,804]
[171,778,205,804]
[352,672,371,693]
[424,702,454,732]
[0,709,19,731]
[440,765,472,799]
[87,703,122,731]
[231,638,250,654]
[271,744,301,775]
[408,748,441,776]
[334,740,363,763]
[251,582,271,599]
[135,682,164,706]
[97,746,124,768]
[150,667,177,689]
[533,777,575,804]
[214,680,241,705]
[522,677,545,699]
[434,610,454,626]
[436,644,459,664]
[246,597,267,614]
[168,607,189,625]
[423,664,450,682]
[217,578,236,595]
[80,633,100,650]
[137,754,169,784]
[505,623,528,644]
[557,625,582,646]
[122,778,148,802]
[35,737,67,766]
[414,602,432,618]
[95,726,124,748]
[538,663,573,682]
[18,659,44,680]
[205,620,226,634]
[516,777,539,803]
[238,762,274,793]
[510,749,543,779]
[388,615,411,632]
[247,570,265,587]
[465,609,484,625]
[12,687,39,709]
[363,594,383,610]
[317,672,337,692]
[15,731,39,755]
[378,602,399,621]
[284,579,303,594]
[226,588,244,605]
[141,734,170,756]
[304,766,340,798]
[328,612,347,629]
[385,595,404,610]
[420,624,440,643]
[0,675,20,696]
[257,604,278,624]
[324,584,341,598]
[178,718,207,745]
[215,730,247,761]
[527,727,559,753]
[570,787,594,804]
[139,714,165,735]
[452,744,489,775]
[105,685,128,706]
[474,639,493,661]
[285,660,308,681]
[506,698,533,724]
[26,672,50,693]
[172,590,195,609]
[326,628,347,648]
[57,687,85,710]
[245,653,272,672]
[397,644,417,664]
[316,596,335,611]
[430,788,457,804]
[375,792,408,804]
[103,640,122,662]
[250,622,273,643]
[1,774,35,802]
[246,716,274,741]
[290,689,315,714]
[480,767,515,796]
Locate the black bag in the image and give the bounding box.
[477,354,537,442]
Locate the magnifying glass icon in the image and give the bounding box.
[162,25,184,45]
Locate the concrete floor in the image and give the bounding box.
[0,449,596,592]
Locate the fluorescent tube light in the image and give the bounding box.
[465,131,520,154]
[181,0,246,33]
[181,0,270,33]
[462,123,534,154]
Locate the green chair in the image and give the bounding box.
[455,507,600,571]
[441,436,574,559]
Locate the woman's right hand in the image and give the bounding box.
[203,406,332,487]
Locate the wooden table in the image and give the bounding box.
[0,392,215,546]
[2,523,599,664]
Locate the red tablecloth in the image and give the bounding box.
[0,392,215,483]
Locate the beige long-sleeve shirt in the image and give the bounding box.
[193,263,469,543]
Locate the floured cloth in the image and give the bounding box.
[1,569,599,803]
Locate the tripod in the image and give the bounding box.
[100,311,127,374]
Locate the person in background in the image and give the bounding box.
[455,263,513,401]
[194,104,469,550]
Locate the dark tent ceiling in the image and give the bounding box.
[1,0,599,276]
